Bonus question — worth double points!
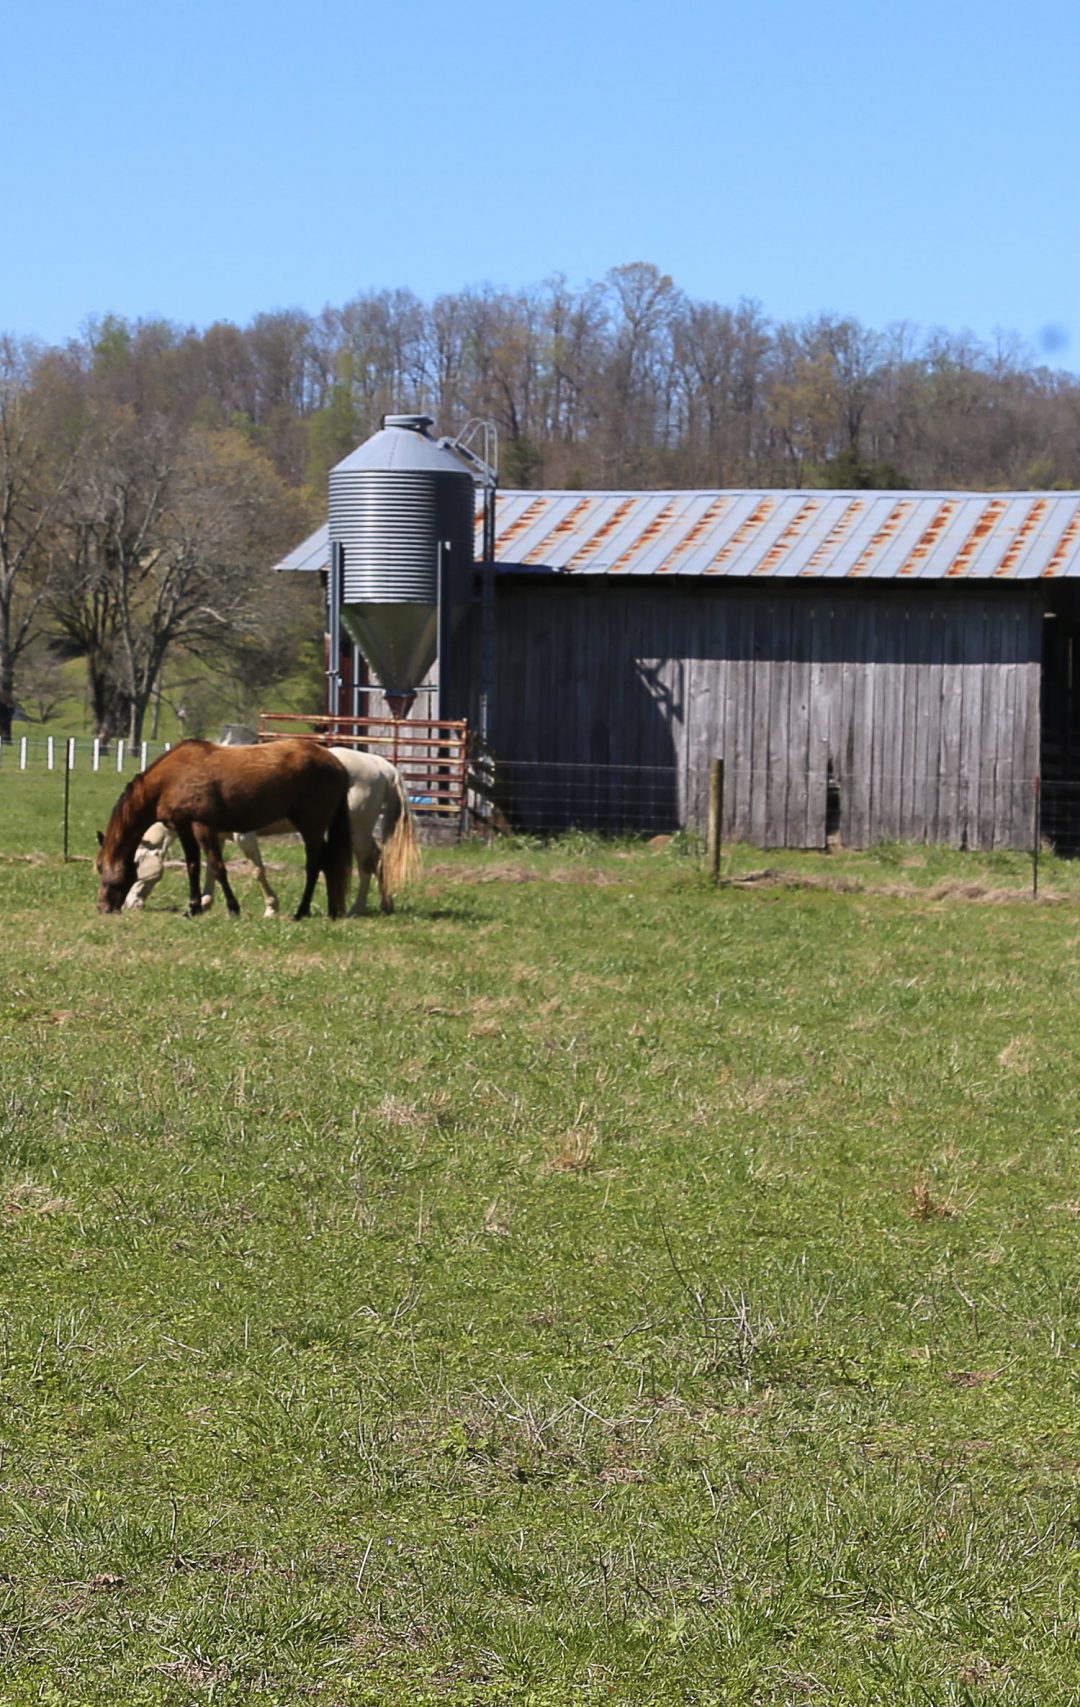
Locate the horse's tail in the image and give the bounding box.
[380,769,422,899]
[321,790,353,918]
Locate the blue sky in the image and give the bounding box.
[4,0,1078,362]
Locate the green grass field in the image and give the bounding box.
[1,792,1079,1703]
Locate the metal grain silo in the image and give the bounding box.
[329,414,475,708]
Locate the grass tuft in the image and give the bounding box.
[909,1168,959,1220]
[4,1178,75,1216]
[542,1122,599,1174]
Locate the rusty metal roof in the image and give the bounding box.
[275,489,1080,581]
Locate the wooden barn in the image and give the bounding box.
[276,487,1080,850]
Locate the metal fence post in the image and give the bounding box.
[1032,775,1041,900]
[63,740,72,861]
[707,757,724,884]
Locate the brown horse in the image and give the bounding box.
[96,738,352,919]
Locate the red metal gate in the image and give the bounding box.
[257,711,469,820]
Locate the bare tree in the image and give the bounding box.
[49,410,305,744]
[48,405,174,741]
[673,298,772,484]
[596,263,683,484]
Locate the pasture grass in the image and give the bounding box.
[1,816,1079,1703]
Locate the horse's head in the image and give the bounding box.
[95,830,136,913]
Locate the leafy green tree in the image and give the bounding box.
[305,377,362,494]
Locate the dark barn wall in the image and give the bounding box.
[489,579,1044,849]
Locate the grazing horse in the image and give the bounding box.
[95,738,352,918]
[124,749,421,918]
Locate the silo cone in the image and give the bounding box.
[329,414,475,714]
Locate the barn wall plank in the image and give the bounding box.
[994,604,1018,846]
[787,601,813,846]
[848,598,875,846]
[806,601,831,849]
[729,595,755,841]
[958,597,985,847]
[975,597,1003,849]
[897,604,919,839]
[926,601,947,844]
[893,604,915,841]
[914,606,938,843]
[834,600,858,847]
[764,597,794,846]
[936,604,964,845]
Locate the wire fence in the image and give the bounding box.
[477,756,1052,844]
[476,758,683,837]
[466,754,1080,904]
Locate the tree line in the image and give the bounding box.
[4,260,1080,742]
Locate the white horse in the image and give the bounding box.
[124,747,420,917]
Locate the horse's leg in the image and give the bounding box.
[175,822,204,918]
[349,844,372,916]
[200,852,217,912]
[294,832,321,920]
[293,787,350,920]
[195,824,241,917]
[235,831,279,917]
[375,847,394,915]
[362,847,393,915]
[125,826,172,910]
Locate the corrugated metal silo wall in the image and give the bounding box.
[485,578,1045,850]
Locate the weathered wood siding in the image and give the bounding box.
[488,580,1044,848]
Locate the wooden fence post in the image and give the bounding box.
[707,757,724,884]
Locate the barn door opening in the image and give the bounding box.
[1040,595,1080,852]
[825,760,842,848]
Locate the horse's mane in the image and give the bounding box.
[101,771,150,858]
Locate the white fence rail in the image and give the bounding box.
[0,735,170,772]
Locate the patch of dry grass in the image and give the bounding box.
[998,1034,1037,1074]
[4,1178,75,1217]
[542,1123,599,1174]
[910,1169,959,1221]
